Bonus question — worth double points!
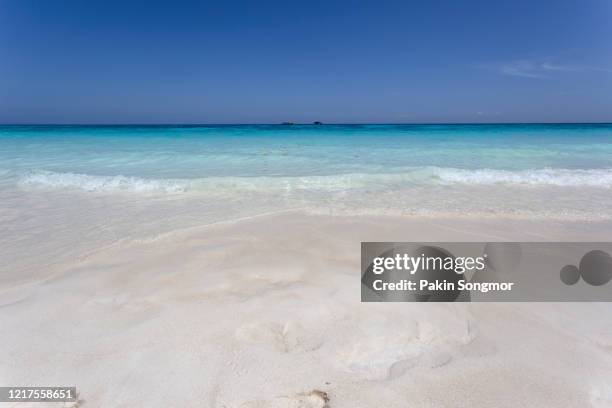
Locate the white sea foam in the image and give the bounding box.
[431,167,612,187]
[19,170,190,193]
[16,167,612,194]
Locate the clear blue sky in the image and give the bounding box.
[1,0,611,124]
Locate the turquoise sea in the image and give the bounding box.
[3,123,612,216]
[2,123,612,187]
[2,123,612,275]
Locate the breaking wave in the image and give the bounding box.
[430,167,612,187]
[17,167,612,193]
[19,171,191,193]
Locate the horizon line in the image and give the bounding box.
[1,121,612,126]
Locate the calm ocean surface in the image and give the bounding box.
[2,123,612,275]
[2,123,612,187]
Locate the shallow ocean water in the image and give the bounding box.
[1,124,612,277]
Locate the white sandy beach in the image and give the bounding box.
[2,212,612,407]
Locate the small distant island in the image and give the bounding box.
[280,121,323,125]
